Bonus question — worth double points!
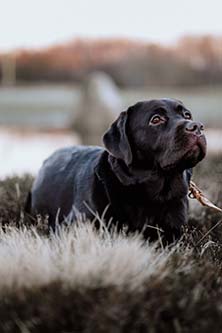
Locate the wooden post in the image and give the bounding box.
[1,53,16,86]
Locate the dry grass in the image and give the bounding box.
[0,223,176,293]
[0,156,222,332]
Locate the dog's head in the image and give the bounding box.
[103,99,207,173]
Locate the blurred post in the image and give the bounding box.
[1,53,16,86]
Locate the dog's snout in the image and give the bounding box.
[185,121,204,136]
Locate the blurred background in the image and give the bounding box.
[0,0,222,177]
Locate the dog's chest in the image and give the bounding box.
[95,156,188,233]
[107,184,168,229]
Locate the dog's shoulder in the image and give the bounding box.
[33,145,105,192]
[40,145,103,172]
[31,145,106,216]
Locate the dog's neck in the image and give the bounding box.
[107,155,189,201]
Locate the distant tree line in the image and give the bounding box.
[1,35,222,87]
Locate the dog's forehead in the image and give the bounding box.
[161,98,183,107]
[132,98,188,115]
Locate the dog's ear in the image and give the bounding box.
[103,111,132,166]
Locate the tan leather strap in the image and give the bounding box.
[189,181,222,213]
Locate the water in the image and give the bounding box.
[0,127,220,178]
[0,128,79,178]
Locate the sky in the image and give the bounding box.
[0,0,222,51]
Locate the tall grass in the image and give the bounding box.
[0,155,222,332]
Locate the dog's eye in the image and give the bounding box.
[184,112,192,120]
[150,115,164,125]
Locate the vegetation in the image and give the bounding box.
[0,155,222,332]
[1,35,222,87]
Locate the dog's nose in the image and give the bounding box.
[185,121,204,136]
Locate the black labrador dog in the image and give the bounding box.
[30,99,206,242]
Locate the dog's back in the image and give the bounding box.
[31,145,104,227]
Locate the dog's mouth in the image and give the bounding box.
[161,135,207,171]
[185,135,207,160]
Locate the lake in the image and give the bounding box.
[0,128,79,178]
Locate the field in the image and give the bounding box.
[0,154,222,332]
[0,84,222,128]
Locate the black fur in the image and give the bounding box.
[31,99,207,243]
